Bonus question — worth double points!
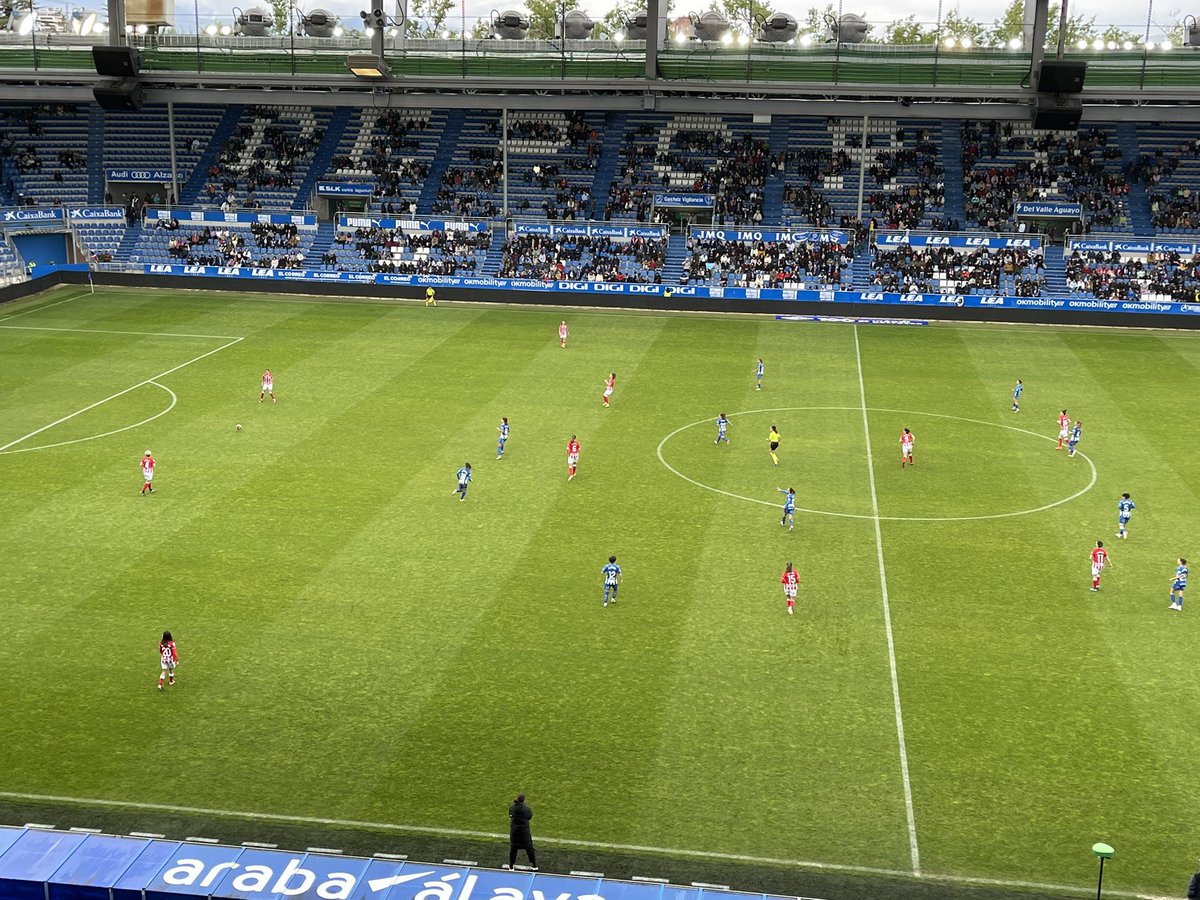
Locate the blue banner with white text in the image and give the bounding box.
[690,227,849,245]
[1015,201,1082,218]
[512,222,667,239]
[68,206,127,223]
[1069,238,1200,256]
[1,206,65,226]
[317,182,376,197]
[106,168,174,182]
[875,233,1041,251]
[337,215,489,233]
[136,264,1200,317]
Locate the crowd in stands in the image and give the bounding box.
[870,246,1046,296]
[680,237,851,288]
[962,121,1126,232]
[204,106,321,207]
[330,111,431,202]
[1065,247,1199,301]
[498,234,666,282]
[329,225,492,275]
[165,226,306,269]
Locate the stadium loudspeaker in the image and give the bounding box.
[93,79,145,111]
[1032,96,1082,131]
[92,45,142,76]
[1037,60,1087,93]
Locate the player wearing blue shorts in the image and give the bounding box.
[454,463,472,501]
[601,555,622,608]
[497,417,510,459]
[1116,493,1135,539]
[1011,379,1023,412]
[1169,558,1188,611]
[778,487,796,532]
[1067,420,1082,457]
[715,413,730,445]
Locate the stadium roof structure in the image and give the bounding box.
[1,0,1199,120]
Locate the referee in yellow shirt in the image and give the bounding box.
[425,286,436,306]
[768,425,781,467]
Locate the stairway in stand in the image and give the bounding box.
[417,110,466,215]
[588,111,626,219]
[939,119,966,227]
[86,105,106,205]
[1115,122,1153,232]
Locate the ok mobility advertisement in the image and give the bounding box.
[0,826,775,900]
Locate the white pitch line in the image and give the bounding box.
[0,790,1167,900]
[0,324,245,340]
[0,337,242,453]
[0,381,177,456]
[0,292,86,323]
[853,325,920,877]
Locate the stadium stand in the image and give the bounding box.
[128,215,318,268]
[103,104,225,204]
[1132,124,1200,233]
[680,234,852,289]
[961,120,1130,233]
[498,231,666,282]
[325,108,444,215]
[0,102,89,208]
[870,242,1046,296]
[74,218,127,263]
[1065,244,1200,301]
[603,113,771,225]
[199,105,332,211]
[324,221,492,274]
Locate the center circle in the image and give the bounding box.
[655,407,1098,522]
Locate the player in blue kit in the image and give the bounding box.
[715,413,730,445]
[778,487,796,532]
[454,463,472,501]
[1067,420,1082,457]
[1011,379,1023,412]
[601,555,622,607]
[756,358,764,391]
[1116,493,1135,539]
[497,417,510,459]
[1169,558,1188,611]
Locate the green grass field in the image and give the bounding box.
[1,285,1198,900]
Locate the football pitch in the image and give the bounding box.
[1,284,1198,900]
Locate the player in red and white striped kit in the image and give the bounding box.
[140,451,155,495]
[900,428,914,468]
[559,321,569,349]
[1056,409,1070,450]
[1090,541,1112,592]
[260,368,276,404]
[602,372,615,407]
[780,562,799,615]
[567,435,580,481]
[158,630,178,690]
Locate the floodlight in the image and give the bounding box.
[440,28,449,37]
[234,6,272,35]
[300,8,337,36]
[124,22,133,31]
[827,12,867,43]
[346,52,391,75]
[942,35,955,47]
[691,9,729,42]
[220,23,232,33]
[798,32,812,45]
[758,11,798,42]
[673,29,686,42]
[205,22,218,34]
[1092,37,1103,49]
[960,35,972,47]
[1007,36,1021,49]
[623,10,647,39]
[135,22,148,33]
[556,9,594,39]
[491,10,530,38]
[1122,39,1133,49]
[1161,39,1172,49]
[611,29,624,43]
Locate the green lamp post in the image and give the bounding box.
[1091,842,1115,900]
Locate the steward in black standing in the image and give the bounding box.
[505,793,537,870]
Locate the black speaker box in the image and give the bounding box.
[92,45,142,77]
[1037,60,1087,93]
[1032,96,1082,131]
[93,79,145,111]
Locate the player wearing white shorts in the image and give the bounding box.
[260,368,276,404]
[158,630,178,690]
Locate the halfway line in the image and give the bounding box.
[853,324,920,876]
[0,337,242,453]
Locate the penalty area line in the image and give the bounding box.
[0,790,1165,899]
[853,324,920,877]
[0,336,242,453]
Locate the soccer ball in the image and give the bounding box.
[235,424,242,431]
